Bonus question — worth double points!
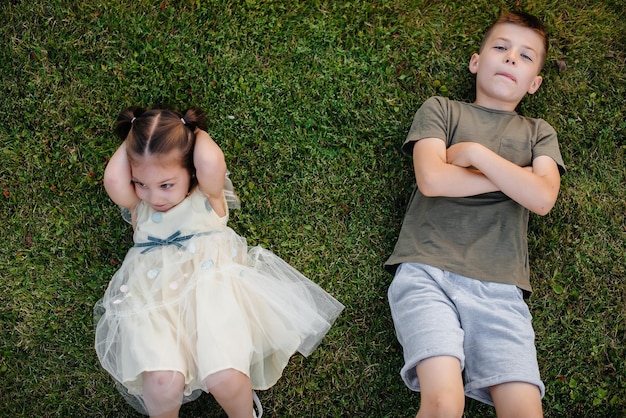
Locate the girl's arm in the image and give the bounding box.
[412,138,500,197]
[194,130,227,217]
[103,142,140,210]
[446,142,561,215]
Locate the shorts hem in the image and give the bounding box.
[400,351,464,392]
[465,375,545,406]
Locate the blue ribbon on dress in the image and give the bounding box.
[135,231,195,254]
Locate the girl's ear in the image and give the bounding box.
[528,75,543,94]
[469,53,480,74]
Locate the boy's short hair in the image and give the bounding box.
[480,11,549,70]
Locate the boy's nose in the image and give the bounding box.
[505,51,516,65]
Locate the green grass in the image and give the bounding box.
[1,0,624,416]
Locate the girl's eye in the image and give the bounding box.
[132,180,146,188]
[494,45,506,51]
[521,54,533,62]
[161,184,173,190]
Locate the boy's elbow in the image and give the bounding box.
[419,185,439,197]
[535,183,560,216]
[531,194,558,216]
[533,206,552,216]
[417,180,448,197]
[415,172,443,197]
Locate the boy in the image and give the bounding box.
[385,12,565,417]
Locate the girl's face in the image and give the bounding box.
[130,153,191,212]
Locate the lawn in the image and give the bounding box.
[1,1,624,417]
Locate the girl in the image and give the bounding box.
[94,107,344,418]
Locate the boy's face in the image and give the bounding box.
[469,23,545,111]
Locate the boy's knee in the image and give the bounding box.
[490,382,543,418]
[418,392,465,418]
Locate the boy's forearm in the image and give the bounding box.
[461,144,560,215]
[413,138,499,197]
[418,165,500,197]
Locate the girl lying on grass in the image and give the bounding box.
[94,106,344,418]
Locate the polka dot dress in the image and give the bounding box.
[94,189,344,415]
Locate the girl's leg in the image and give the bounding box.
[142,370,185,418]
[415,356,465,418]
[204,368,253,418]
[490,382,543,418]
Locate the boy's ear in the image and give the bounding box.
[528,75,543,94]
[469,53,480,74]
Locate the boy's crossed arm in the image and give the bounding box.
[412,138,500,198]
[414,137,561,215]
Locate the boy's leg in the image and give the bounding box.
[388,263,466,416]
[416,355,465,418]
[490,382,543,418]
[455,277,545,407]
[455,276,544,406]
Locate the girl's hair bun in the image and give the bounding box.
[114,106,146,140]
[181,107,208,132]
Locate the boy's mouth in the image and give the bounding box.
[496,72,517,82]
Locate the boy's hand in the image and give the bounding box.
[446,142,484,168]
[447,141,560,215]
[413,138,499,197]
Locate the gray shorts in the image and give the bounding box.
[387,262,544,405]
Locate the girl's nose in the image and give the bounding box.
[148,191,162,205]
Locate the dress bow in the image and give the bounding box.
[135,231,195,254]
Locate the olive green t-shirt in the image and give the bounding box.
[384,96,565,293]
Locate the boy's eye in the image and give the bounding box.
[521,54,533,61]
[161,184,173,189]
[132,180,146,188]
[494,45,506,51]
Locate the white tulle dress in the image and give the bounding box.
[94,186,344,415]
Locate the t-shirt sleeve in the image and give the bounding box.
[401,96,449,155]
[533,119,566,175]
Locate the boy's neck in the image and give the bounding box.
[474,94,520,112]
